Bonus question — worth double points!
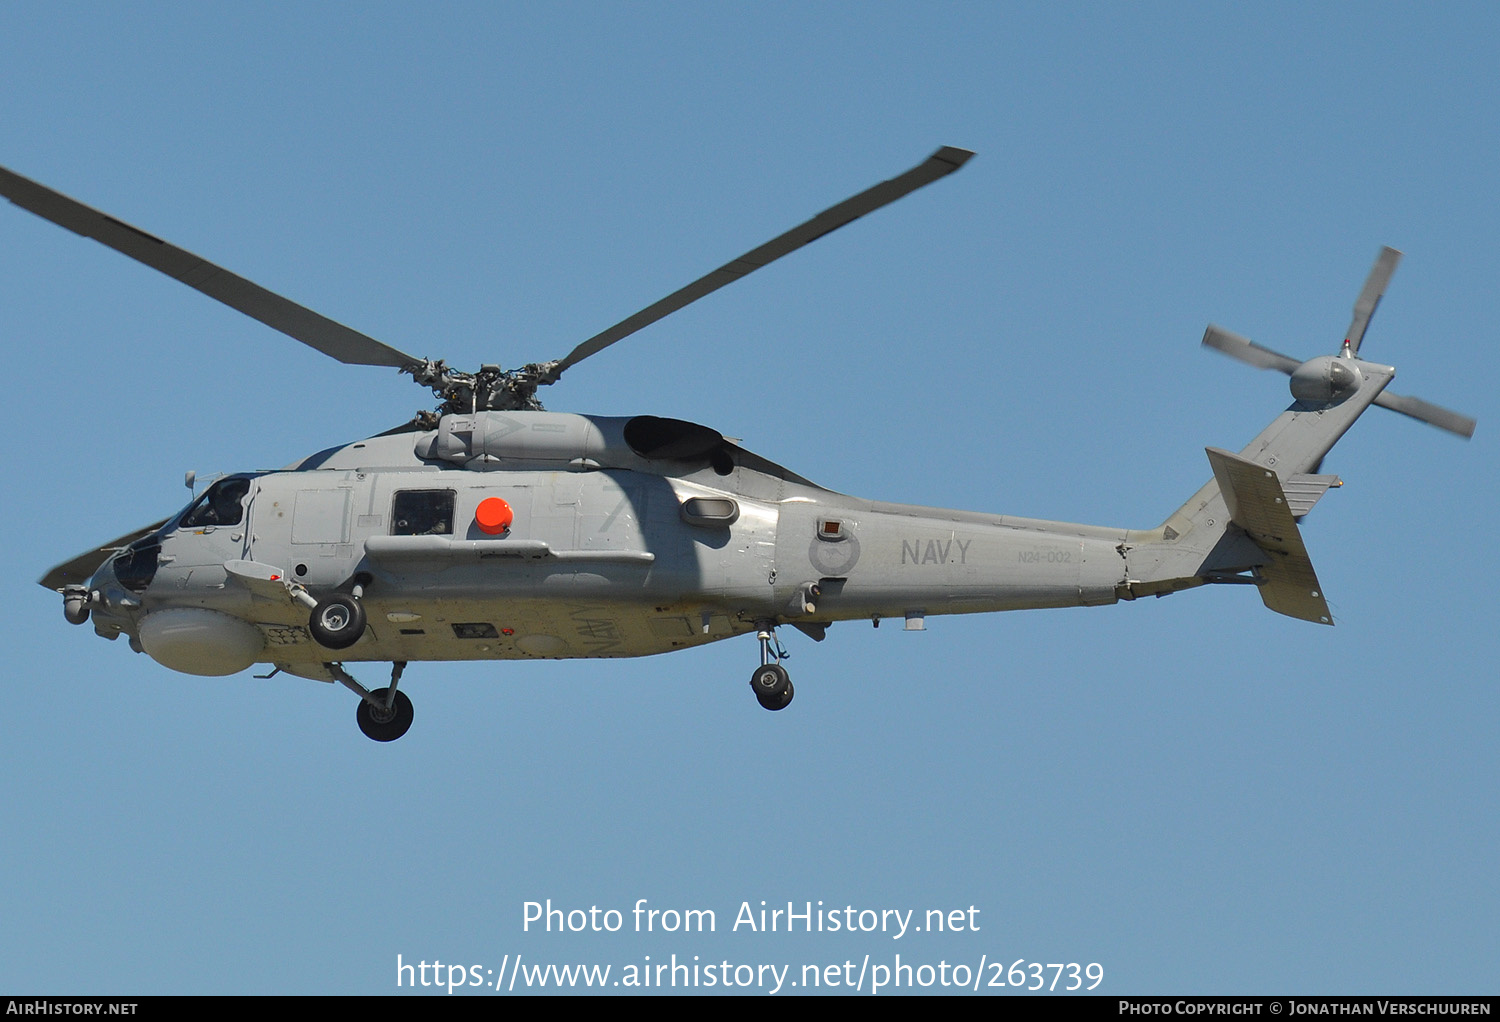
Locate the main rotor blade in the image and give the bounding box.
[1373,390,1476,439]
[1343,246,1401,356]
[1202,325,1302,374]
[545,146,974,381]
[0,165,420,369]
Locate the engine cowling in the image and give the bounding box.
[414,411,732,473]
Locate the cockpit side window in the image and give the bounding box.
[181,478,251,528]
[391,490,455,536]
[113,534,162,593]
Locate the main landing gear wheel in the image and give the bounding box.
[310,594,366,650]
[357,687,414,742]
[750,662,794,711]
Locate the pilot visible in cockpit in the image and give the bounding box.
[182,477,251,528]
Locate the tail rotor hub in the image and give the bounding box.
[1290,355,1364,406]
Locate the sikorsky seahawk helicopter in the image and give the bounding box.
[4,149,1475,741]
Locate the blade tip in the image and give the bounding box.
[932,146,975,169]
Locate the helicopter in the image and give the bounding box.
[4,147,1475,742]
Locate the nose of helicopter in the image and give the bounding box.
[66,531,164,633]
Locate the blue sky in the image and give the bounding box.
[1,2,1494,995]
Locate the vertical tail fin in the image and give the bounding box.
[1123,247,1474,623]
[1206,447,1331,624]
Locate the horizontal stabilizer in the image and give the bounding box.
[1206,448,1333,625]
[1283,473,1341,517]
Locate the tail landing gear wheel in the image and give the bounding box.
[357,688,414,742]
[750,663,794,711]
[310,594,366,650]
[756,680,794,711]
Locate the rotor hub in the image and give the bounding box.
[404,359,556,414]
[1290,355,1364,407]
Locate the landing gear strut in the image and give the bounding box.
[330,661,414,742]
[748,620,794,711]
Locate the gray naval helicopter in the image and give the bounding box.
[3,148,1475,741]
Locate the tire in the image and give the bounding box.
[755,679,794,712]
[749,663,792,710]
[309,595,366,650]
[357,688,414,742]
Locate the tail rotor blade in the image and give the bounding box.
[1343,246,1401,355]
[1205,249,1475,441]
[1373,390,1476,439]
[1202,325,1301,374]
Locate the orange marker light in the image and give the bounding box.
[475,496,513,535]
